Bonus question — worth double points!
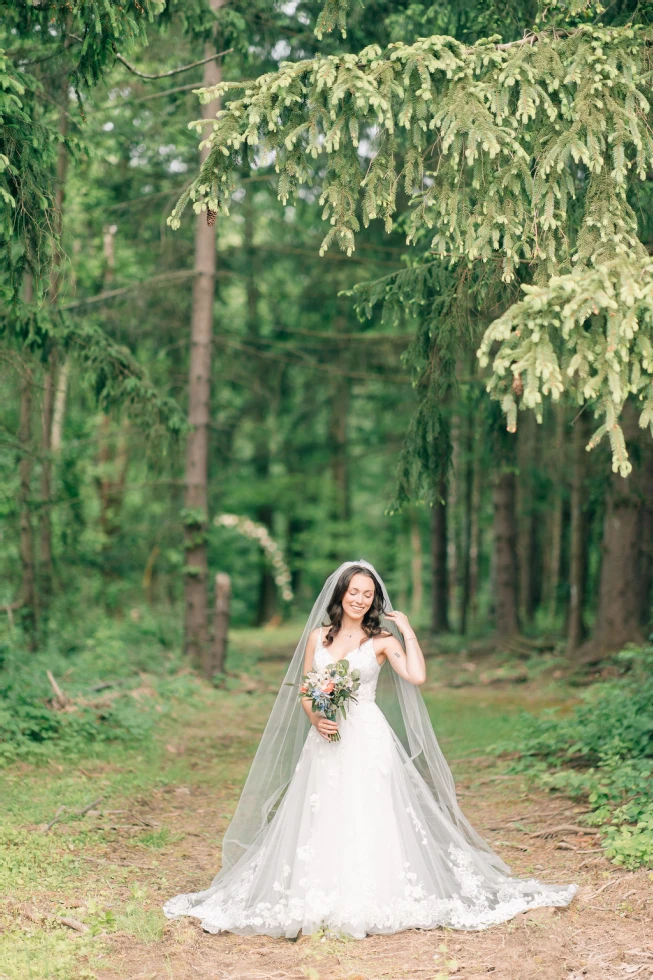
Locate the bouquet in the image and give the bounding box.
[299,659,361,741]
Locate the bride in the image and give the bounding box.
[164,560,577,939]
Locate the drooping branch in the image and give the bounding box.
[114,48,232,80]
[168,22,653,475]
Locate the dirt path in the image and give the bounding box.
[77,690,651,980]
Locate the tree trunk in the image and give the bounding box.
[409,509,423,618]
[578,403,650,660]
[545,404,565,621]
[50,357,70,452]
[328,376,351,523]
[19,361,37,644]
[97,416,130,541]
[431,474,449,633]
[183,8,223,672]
[492,468,520,638]
[459,397,474,634]
[638,444,653,630]
[567,416,588,655]
[39,356,56,597]
[517,412,538,625]
[447,416,459,613]
[469,449,482,627]
[39,86,69,601]
[244,186,276,625]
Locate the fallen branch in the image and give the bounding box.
[76,797,104,818]
[46,670,69,708]
[45,806,66,831]
[588,874,632,899]
[22,906,44,923]
[528,824,599,838]
[57,916,88,933]
[45,796,104,832]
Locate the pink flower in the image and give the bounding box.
[322,681,335,694]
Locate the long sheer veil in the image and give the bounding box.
[220,559,510,879]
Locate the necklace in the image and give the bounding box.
[341,628,361,638]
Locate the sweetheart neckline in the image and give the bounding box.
[317,633,375,665]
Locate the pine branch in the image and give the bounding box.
[62,270,198,310]
[114,48,232,80]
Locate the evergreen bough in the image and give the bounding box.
[170,24,653,475]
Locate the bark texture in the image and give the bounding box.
[19,366,37,642]
[544,405,565,620]
[409,509,424,618]
[578,403,653,660]
[517,412,539,625]
[184,9,223,672]
[39,85,69,599]
[244,188,276,625]
[567,416,588,655]
[492,468,520,638]
[431,474,450,633]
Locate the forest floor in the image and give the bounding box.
[2,631,652,980]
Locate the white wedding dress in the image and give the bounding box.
[164,630,577,938]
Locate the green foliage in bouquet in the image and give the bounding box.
[299,658,362,741]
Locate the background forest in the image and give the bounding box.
[2,0,653,978]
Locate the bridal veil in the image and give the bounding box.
[218,559,510,882]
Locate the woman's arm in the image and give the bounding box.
[378,610,427,686]
[300,629,339,739]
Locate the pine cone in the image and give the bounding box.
[206,208,217,227]
[512,373,524,396]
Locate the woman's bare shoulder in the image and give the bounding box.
[374,629,395,641]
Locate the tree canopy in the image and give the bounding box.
[170,14,653,476]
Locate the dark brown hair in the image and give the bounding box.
[323,564,385,646]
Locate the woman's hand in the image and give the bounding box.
[384,610,413,637]
[314,715,339,739]
[380,612,426,686]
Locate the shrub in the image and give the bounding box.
[0,607,182,763]
[501,646,653,869]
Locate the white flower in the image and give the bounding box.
[214,513,293,602]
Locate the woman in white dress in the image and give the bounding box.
[164,560,577,939]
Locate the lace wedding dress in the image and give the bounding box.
[164,628,577,938]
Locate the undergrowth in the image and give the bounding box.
[0,607,196,763]
[500,645,653,869]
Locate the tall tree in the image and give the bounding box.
[580,405,653,659]
[516,412,539,625]
[183,0,224,671]
[243,186,276,625]
[492,421,520,639]
[567,415,589,655]
[431,475,449,633]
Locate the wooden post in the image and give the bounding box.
[209,572,231,679]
